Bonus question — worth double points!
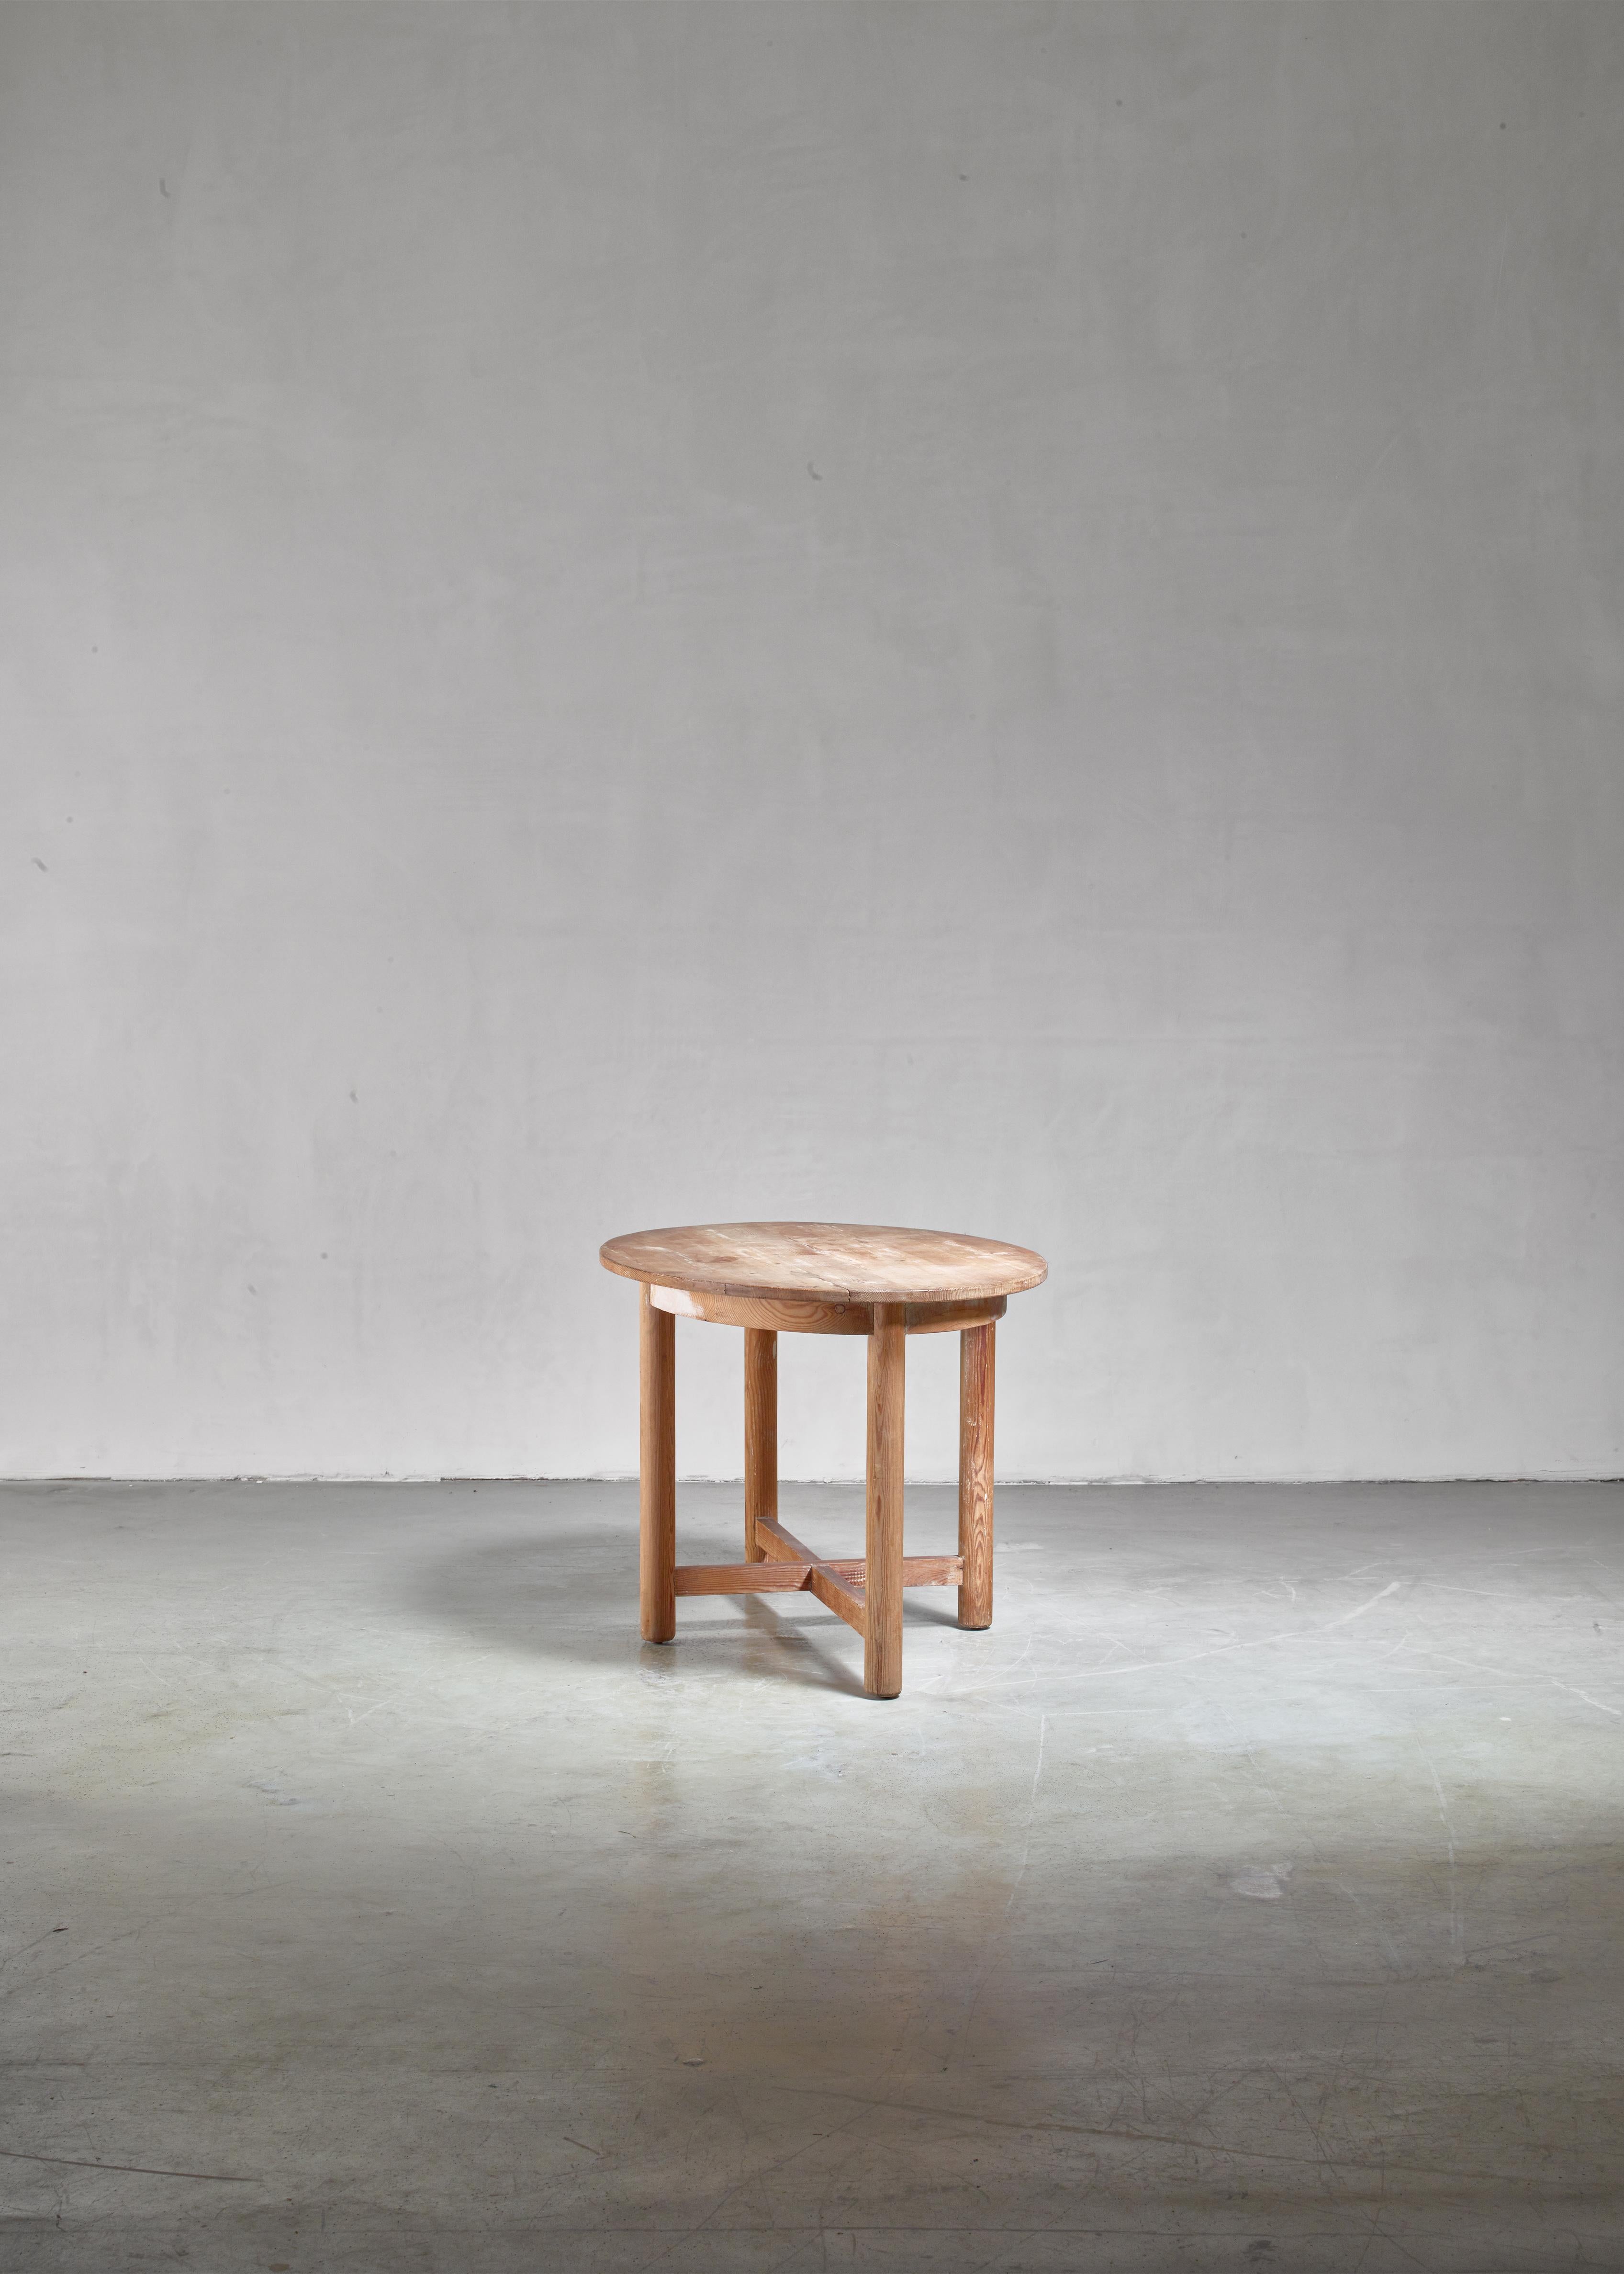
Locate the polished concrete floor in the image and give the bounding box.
[2,1479,1621,2272]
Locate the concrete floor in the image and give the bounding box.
[1,1481,1621,2272]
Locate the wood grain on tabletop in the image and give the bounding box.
[601,1221,1047,1305]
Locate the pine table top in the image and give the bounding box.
[600,1221,1047,1306]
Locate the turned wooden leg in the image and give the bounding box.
[958,1320,995,1629]
[864,1303,905,1698]
[744,1327,777,1562]
[639,1285,676,1642]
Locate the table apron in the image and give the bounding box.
[648,1285,1007,1336]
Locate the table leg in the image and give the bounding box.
[865,1303,905,1698]
[958,1321,995,1629]
[744,1327,777,1562]
[639,1284,676,1642]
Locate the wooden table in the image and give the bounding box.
[599,1222,1048,1698]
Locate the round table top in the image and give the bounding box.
[600,1222,1047,1306]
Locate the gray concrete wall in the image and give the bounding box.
[3,1,1620,1482]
